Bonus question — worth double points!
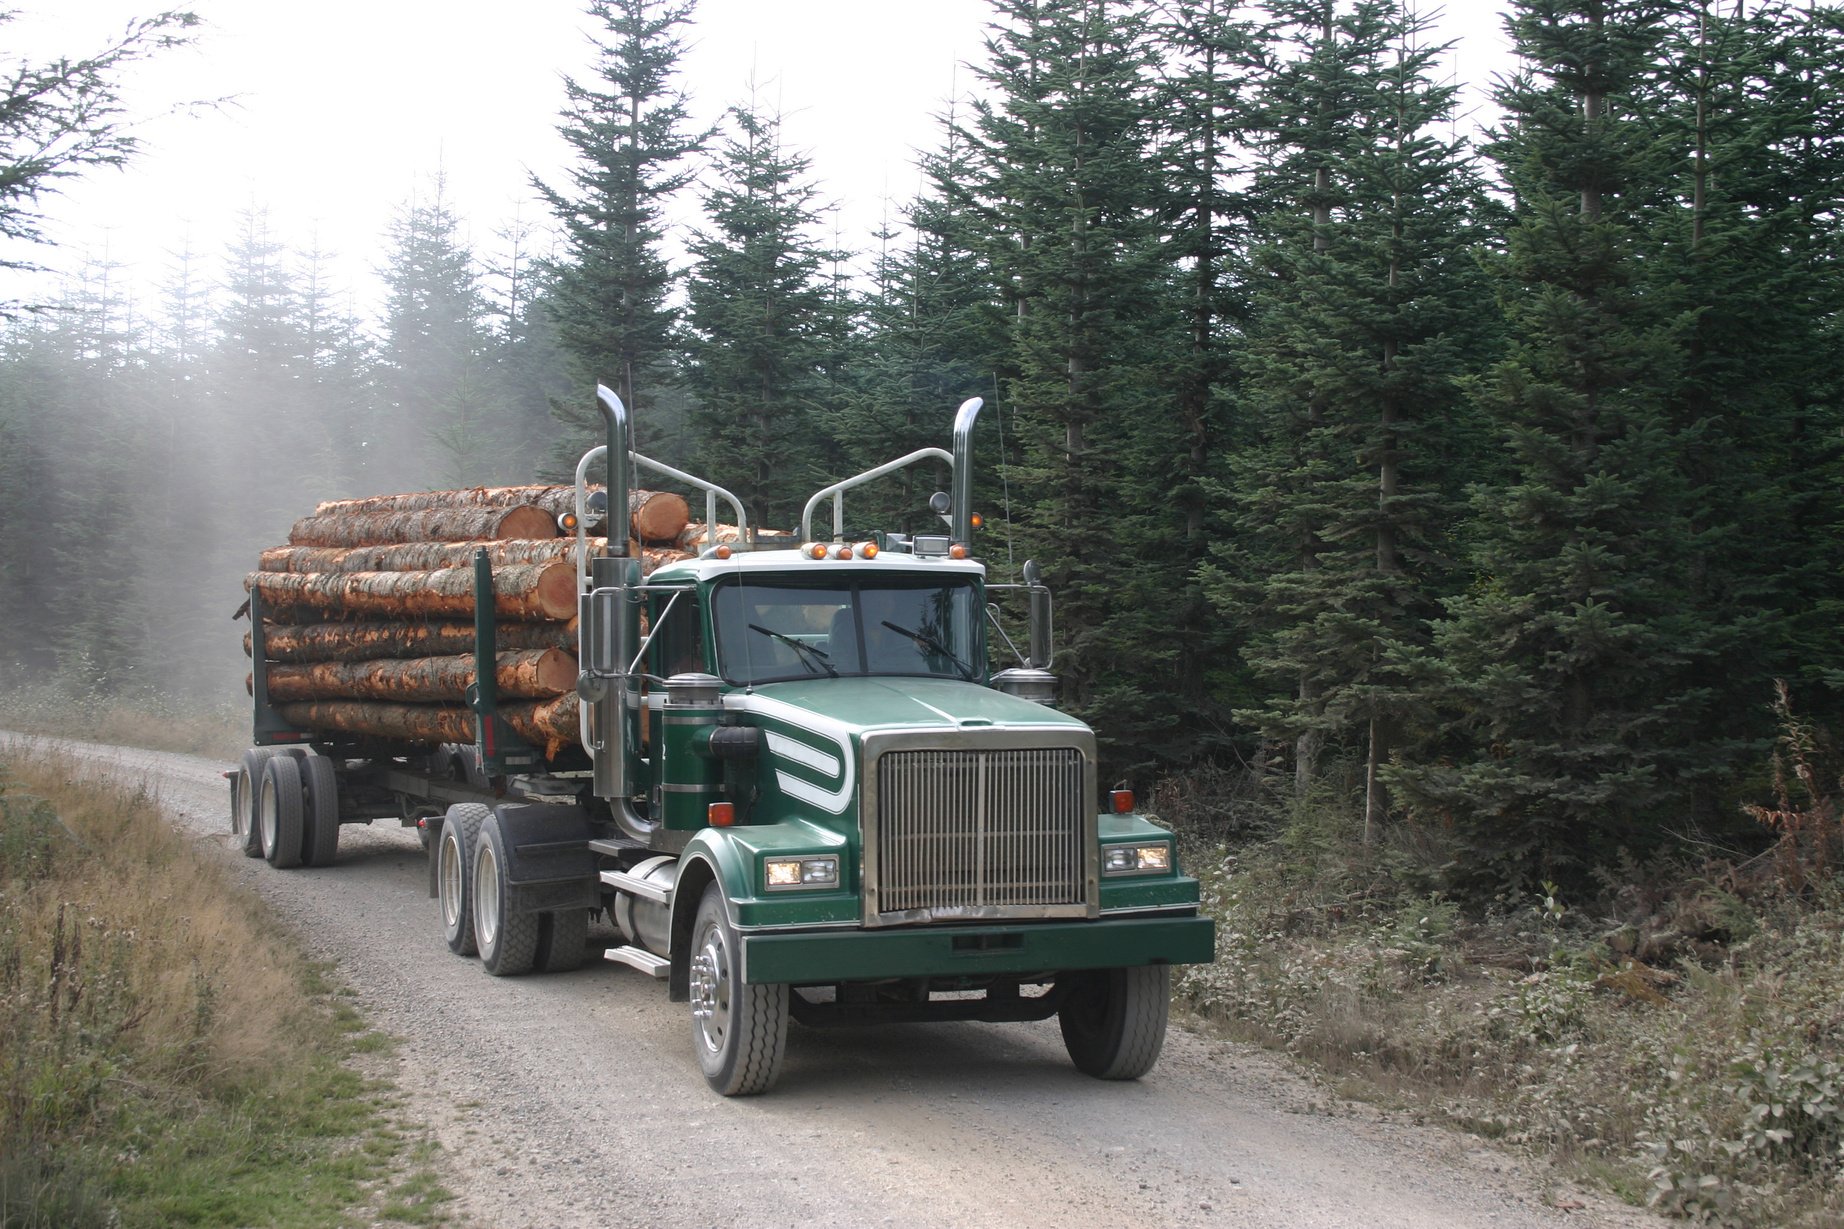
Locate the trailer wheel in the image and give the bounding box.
[300,755,340,867]
[1057,965,1170,1080]
[689,884,787,1095]
[437,804,488,956]
[473,813,539,976]
[536,908,590,974]
[258,755,305,870]
[233,748,281,858]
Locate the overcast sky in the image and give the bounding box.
[10,1,1515,322]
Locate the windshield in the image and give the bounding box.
[713,575,982,686]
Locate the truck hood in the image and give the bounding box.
[733,676,1087,736]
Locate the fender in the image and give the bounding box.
[490,801,600,912]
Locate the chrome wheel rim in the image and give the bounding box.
[439,832,462,931]
[473,842,500,948]
[258,775,277,856]
[690,929,730,1055]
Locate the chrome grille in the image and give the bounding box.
[871,746,1088,920]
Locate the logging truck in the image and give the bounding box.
[230,389,1213,1094]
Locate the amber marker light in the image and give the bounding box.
[713,544,733,559]
[558,511,580,532]
[970,512,984,530]
[832,544,853,560]
[708,802,736,827]
[1110,789,1135,813]
[948,543,971,560]
[805,543,828,560]
[856,542,878,559]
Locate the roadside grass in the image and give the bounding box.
[0,746,455,1228]
[0,677,244,761]
[1165,769,1844,1229]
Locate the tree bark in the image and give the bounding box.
[257,649,577,703]
[246,562,577,623]
[308,485,689,543]
[269,694,582,757]
[288,505,557,548]
[247,619,577,662]
[261,538,607,575]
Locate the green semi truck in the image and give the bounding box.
[232,388,1213,1094]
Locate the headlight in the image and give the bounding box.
[765,855,840,890]
[1103,843,1171,876]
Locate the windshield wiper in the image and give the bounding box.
[881,620,977,681]
[748,623,838,677]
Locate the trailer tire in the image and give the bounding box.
[689,885,787,1095]
[1057,965,1170,1080]
[536,908,590,974]
[233,748,281,857]
[438,804,487,956]
[301,755,340,867]
[258,755,305,870]
[473,813,539,976]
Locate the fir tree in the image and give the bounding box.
[1395,0,1723,887]
[680,97,840,531]
[535,0,705,472]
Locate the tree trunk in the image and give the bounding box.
[269,695,582,756]
[247,619,576,662]
[246,562,577,622]
[257,649,577,703]
[261,538,606,575]
[288,505,557,548]
[309,485,689,544]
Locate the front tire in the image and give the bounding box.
[689,885,787,1095]
[473,813,539,976]
[437,804,487,956]
[1058,965,1171,1080]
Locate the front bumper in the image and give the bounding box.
[738,912,1215,985]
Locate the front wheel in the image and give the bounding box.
[689,885,787,1095]
[1058,965,1170,1080]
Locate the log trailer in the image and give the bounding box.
[231,389,1214,1094]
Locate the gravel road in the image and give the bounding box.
[6,734,1669,1229]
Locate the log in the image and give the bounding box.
[308,485,689,544]
[269,695,583,757]
[287,505,557,548]
[313,485,578,517]
[260,539,608,575]
[246,619,577,662]
[246,562,576,623]
[271,700,475,746]
[259,649,577,704]
[503,693,581,760]
[627,490,690,543]
[676,523,796,551]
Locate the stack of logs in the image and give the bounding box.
[243,485,708,758]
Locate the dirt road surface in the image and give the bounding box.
[6,735,1668,1229]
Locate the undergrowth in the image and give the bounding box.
[1165,695,1844,1229]
[0,747,453,1228]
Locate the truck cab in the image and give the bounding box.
[440,387,1213,1094]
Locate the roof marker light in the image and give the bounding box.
[713,544,733,560]
[856,542,879,560]
[832,544,853,560]
[949,543,971,560]
[805,543,828,560]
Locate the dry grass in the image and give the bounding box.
[0,745,454,1227]
[1171,810,1844,1228]
[0,678,244,761]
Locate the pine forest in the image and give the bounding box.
[5,0,1844,895]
